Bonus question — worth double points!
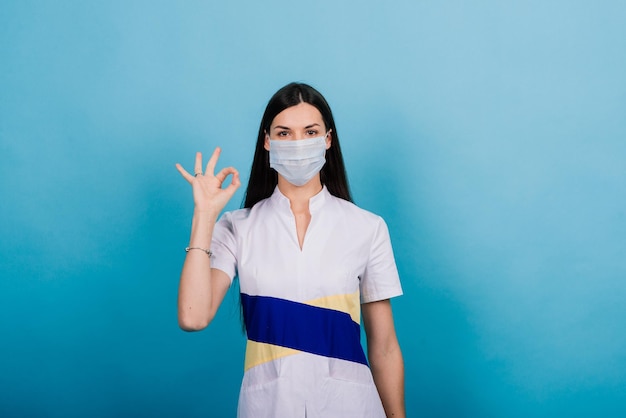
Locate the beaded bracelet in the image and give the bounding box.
[185,247,212,257]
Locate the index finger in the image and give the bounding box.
[205,147,221,176]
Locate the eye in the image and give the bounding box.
[306,129,319,136]
[277,130,290,137]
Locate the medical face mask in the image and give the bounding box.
[269,134,328,186]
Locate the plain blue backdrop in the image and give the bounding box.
[1,0,625,416]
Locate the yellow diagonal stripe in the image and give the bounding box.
[244,340,299,371]
[305,289,361,324]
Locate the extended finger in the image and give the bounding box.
[175,163,194,183]
[194,152,203,176]
[205,147,221,176]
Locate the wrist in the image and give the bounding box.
[192,208,220,221]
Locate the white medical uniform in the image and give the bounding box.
[211,186,403,417]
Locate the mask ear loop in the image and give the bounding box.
[324,129,332,148]
[263,130,272,152]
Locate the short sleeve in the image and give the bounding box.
[210,211,238,283]
[360,217,403,303]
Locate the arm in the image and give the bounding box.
[362,299,405,418]
[175,148,240,331]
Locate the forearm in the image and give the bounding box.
[178,209,219,331]
[370,342,405,417]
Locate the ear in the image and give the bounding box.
[264,132,270,151]
[325,130,332,150]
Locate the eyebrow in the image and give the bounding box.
[272,123,321,130]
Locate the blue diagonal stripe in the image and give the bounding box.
[241,293,368,366]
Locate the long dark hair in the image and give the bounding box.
[243,82,352,208]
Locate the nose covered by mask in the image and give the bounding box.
[269,135,328,186]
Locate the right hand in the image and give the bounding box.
[175,147,240,215]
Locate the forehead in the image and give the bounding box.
[271,102,324,128]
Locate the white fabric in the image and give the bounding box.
[211,186,403,417]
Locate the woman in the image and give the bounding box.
[176,82,405,417]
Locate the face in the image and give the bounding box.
[264,102,332,150]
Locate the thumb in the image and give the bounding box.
[224,172,241,197]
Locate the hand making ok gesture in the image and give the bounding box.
[175,147,241,216]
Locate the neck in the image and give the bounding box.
[277,175,323,213]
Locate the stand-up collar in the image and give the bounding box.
[269,185,330,215]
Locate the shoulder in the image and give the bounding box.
[217,207,251,223]
[217,196,274,227]
[328,194,386,226]
[214,208,252,237]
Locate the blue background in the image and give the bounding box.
[1,0,625,416]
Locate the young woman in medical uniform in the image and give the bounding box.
[176,83,405,417]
